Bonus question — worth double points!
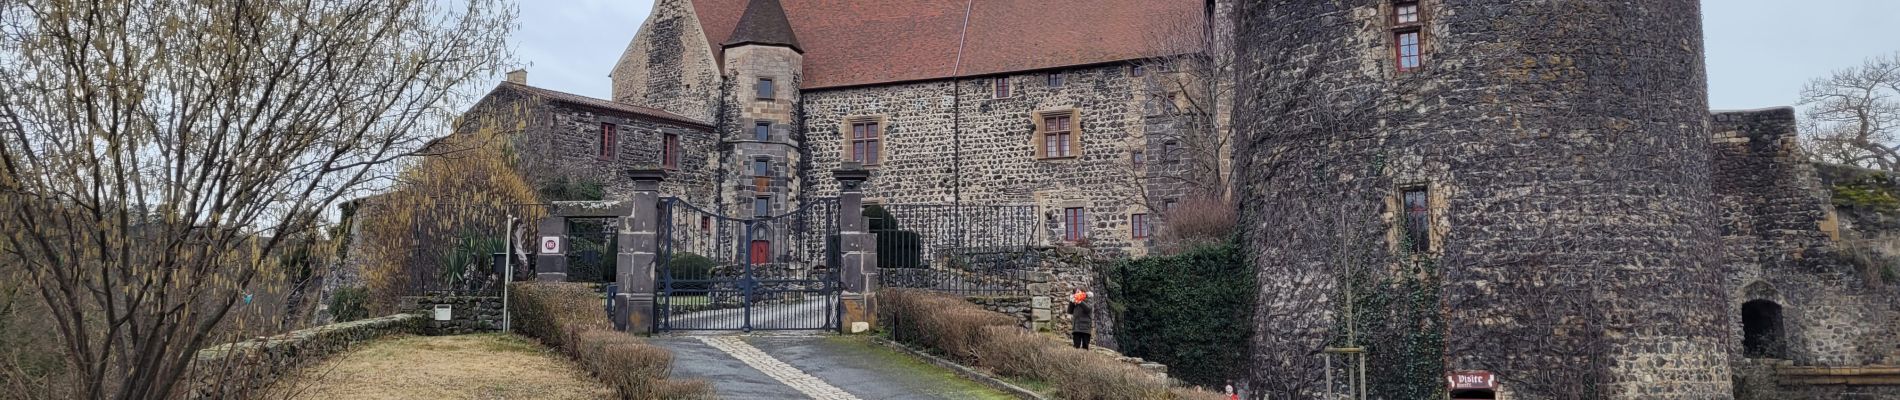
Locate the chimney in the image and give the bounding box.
[505,69,527,85]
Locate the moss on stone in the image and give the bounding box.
[1830,174,1900,213]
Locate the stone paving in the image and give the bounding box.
[696,336,863,400]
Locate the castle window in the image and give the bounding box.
[993,77,1010,98]
[757,78,775,99]
[1163,199,1177,212]
[1130,64,1146,77]
[598,123,617,160]
[1130,213,1150,239]
[662,133,680,169]
[1048,72,1064,87]
[1402,186,1430,253]
[753,157,770,192]
[1395,30,1422,72]
[1163,141,1181,164]
[850,120,882,166]
[700,215,712,232]
[754,196,771,217]
[1034,110,1081,159]
[1395,2,1419,24]
[755,121,771,141]
[1131,150,1146,167]
[1063,207,1087,242]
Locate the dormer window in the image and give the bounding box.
[757,78,775,99]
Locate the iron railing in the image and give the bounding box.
[871,203,1043,295]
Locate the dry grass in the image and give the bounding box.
[880,289,1221,400]
[1154,195,1235,255]
[278,333,612,400]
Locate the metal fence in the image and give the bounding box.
[871,203,1044,296]
[655,197,842,332]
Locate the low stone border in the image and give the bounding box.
[188,314,421,399]
[867,336,1047,400]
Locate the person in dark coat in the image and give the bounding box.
[1068,289,1093,349]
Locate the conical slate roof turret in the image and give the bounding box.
[722,0,801,53]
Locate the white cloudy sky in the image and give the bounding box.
[508,0,1900,111]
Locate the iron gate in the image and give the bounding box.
[655,197,841,332]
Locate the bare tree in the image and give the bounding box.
[0,0,515,398]
[1124,3,1235,219]
[1799,52,1900,169]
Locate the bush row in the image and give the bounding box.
[509,282,711,399]
[879,288,1221,400]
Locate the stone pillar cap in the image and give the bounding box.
[626,168,668,182]
[833,162,870,182]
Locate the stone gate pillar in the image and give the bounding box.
[834,163,877,333]
[534,217,567,281]
[616,169,665,333]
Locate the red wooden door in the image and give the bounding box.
[749,240,770,265]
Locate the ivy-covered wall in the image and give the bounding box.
[1102,241,1254,387]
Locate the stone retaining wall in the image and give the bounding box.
[399,295,505,335]
[188,314,420,399]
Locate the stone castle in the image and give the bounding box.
[453,0,1900,398]
[1233,0,1900,399]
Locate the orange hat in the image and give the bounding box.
[1071,291,1087,303]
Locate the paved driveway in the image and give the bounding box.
[648,335,1016,400]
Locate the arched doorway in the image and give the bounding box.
[1741,299,1785,358]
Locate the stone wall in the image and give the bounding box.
[1234,0,1729,397]
[717,44,804,217]
[800,63,1168,256]
[188,314,420,399]
[399,295,505,335]
[610,0,723,123]
[459,84,720,207]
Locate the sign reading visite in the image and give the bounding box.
[539,236,561,254]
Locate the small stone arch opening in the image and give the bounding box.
[1741,299,1786,358]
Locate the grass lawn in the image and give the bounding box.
[665,295,711,306]
[274,333,612,400]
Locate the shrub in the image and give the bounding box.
[879,288,1213,400]
[1102,240,1253,387]
[863,205,923,268]
[1153,196,1235,254]
[510,282,710,399]
[326,287,370,323]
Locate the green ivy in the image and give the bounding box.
[327,286,370,322]
[1102,240,1254,387]
[1336,257,1445,399]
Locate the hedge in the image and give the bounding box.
[1101,240,1254,388]
[509,282,710,399]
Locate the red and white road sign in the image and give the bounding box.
[539,236,561,254]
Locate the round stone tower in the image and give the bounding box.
[1233,1,1730,398]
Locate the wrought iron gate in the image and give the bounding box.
[655,197,841,332]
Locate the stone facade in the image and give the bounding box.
[458,80,720,206]
[1234,0,1730,398]
[799,65,1167,255]
[610,0,723,123]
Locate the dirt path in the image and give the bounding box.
[278,333,612,400]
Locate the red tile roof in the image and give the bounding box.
[499,82,712,128]
[692,0,1205,89]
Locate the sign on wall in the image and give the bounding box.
[1447,370,1496,390]
[539,236,561,254]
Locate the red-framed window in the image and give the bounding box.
[700,215,712,232]
[993,77,1010,98]
[1402,187,1430,252]
[598,123,617,160]
[851,121,881,165]
[1063,207,1087,242]
[1043,114,1074,158]
[662,133,679,169]
[1131,213,1150,239]
[1395,2,1419,24]
[1395,30,1422,72]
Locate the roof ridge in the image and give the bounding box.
[501,82,711,128]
